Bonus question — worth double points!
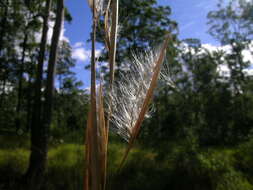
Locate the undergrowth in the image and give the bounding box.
[0,135,253,190]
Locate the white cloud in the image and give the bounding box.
[203,42,253,76]
[217,64,230,77]
[202,43,232,53]
[35,12,69,44]
[242,42,253,63]
[72,42,101,62]
[73,42,84,48]
[244,68,253,76]
[202,42,253,63]
[83,83,102,94]
[180,41,253,77]
[48,20,69,43]
[60,26,69,43]
[72,47,91,61]
[242,50,253,63]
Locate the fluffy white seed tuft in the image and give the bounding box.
[160,63,176,88]
[107,50,159,141]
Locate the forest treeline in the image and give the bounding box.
[0,0,253,189]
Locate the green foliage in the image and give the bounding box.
[0,0,85,137]
[169,147,253,190]
[110,141,253,190]
[0,142,84,190]
[95,0,178,76]
[46,144,84,190]
[0,135,253,190]
[142,36,253,147]
[234,137,253,184]
[207,0,253,44]
[0,148,29,175]
[0,0,253,189]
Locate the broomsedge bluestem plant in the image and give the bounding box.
[108,36,171,169]
[85,0,171,189]
[84,0,104,190]
[85,0,118,190]
[108,51,160,141]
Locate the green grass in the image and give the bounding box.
[0,135,253,190]
[0,143,85,190]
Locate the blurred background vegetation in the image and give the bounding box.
[0,0,253,189]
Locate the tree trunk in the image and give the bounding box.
[43,0,64,136]
[15,33,28,131]
[23,0,52,188]
[29,0,52,138]
[24,0,64,189]
[26,74,32,132]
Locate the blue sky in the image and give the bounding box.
[64,0,221,87]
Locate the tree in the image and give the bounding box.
[24,0,64,189]
[141,34,252,148]
[24,0,52,186]
[15,1,43,131]
[57,41,75,90]
[207,0,253,45]
[0,0,21,109]
[207,0,253,143]
[55,41,85,131]
[0,0,42,131]
[95,0,177,75]
[207,0,253,92]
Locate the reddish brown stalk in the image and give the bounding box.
[85,0,118,189]
[109,0,118,85]
[103,0,118,189]
[84,110,92,190]
[118,35,171,170]
[98,84,107,190]
[104,0,111,51]
[84,0,100,189]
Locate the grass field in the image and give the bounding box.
[0,135,253,190]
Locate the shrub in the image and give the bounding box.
[234,137,253,184]
[169,148,253,190]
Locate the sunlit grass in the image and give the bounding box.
[0,136,253,190]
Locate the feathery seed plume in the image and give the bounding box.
[160,63,176,88]
[107,50,159,141]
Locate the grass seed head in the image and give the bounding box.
[107,50,159,141]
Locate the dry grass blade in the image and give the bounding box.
[104,0,118,83]
[87,0,93,9]
[84,85,107,190]
[87,0,104,17]
[89,23,101,190]
[109,0,118,84]
[84,110,92,190]
[103,1,119,189]
[104,0,111,51]
[118,35,171,170]
[84,0,101,189]
[97,83,107,190]
[85,0,118,189]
